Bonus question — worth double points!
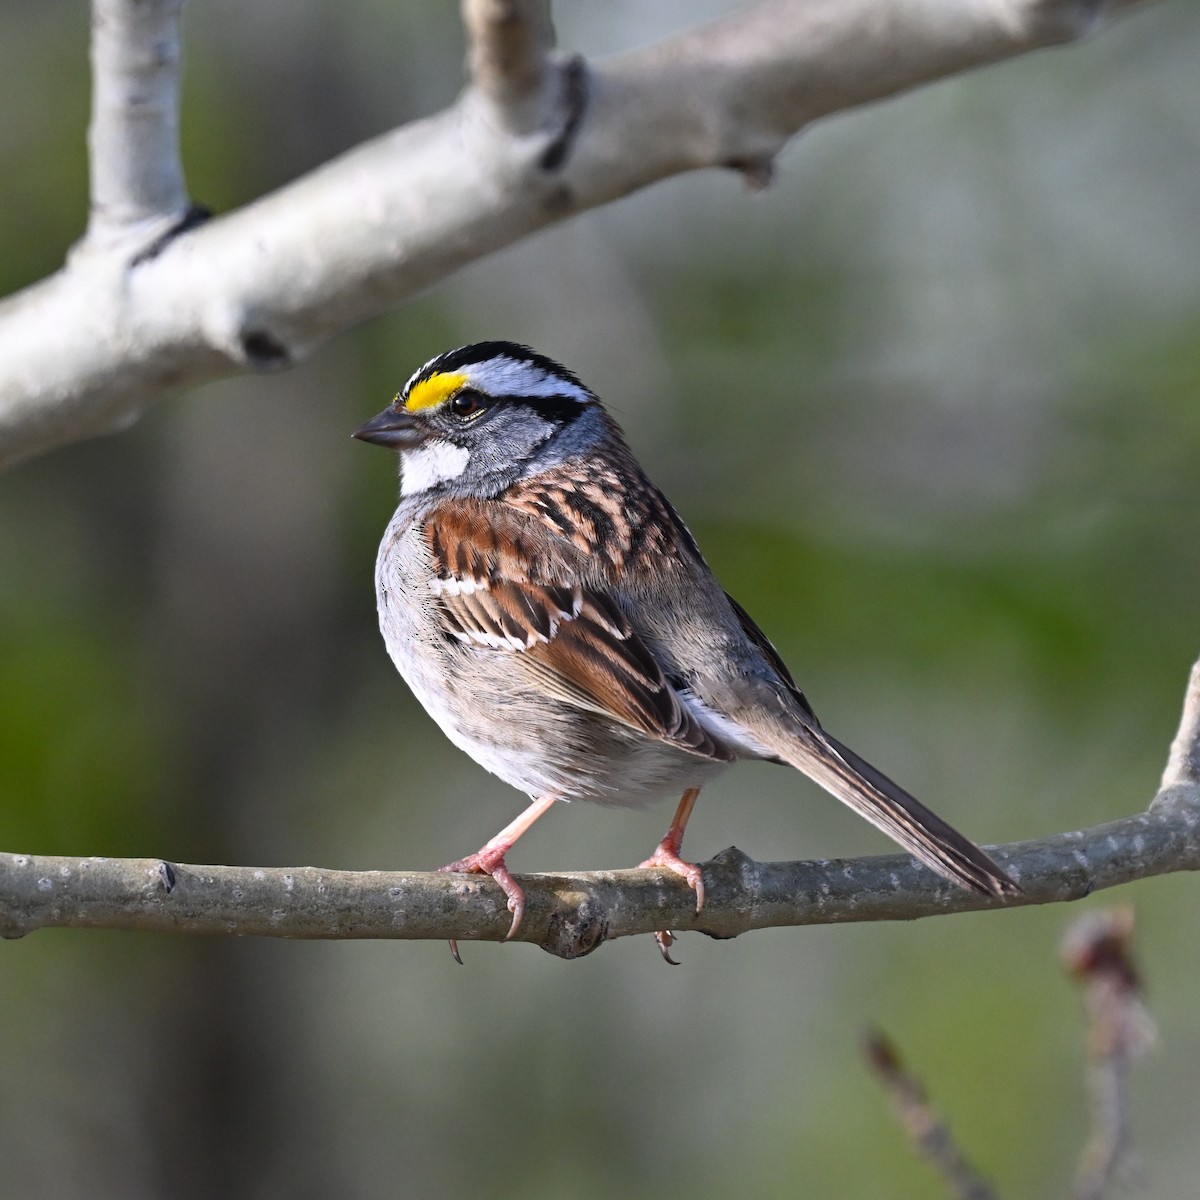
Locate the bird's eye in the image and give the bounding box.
[448,389,488,419]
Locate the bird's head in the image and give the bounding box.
[353,341,600,497]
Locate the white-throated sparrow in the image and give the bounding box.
[354,342,1018,955]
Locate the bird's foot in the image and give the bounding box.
[637,841,706,913]
[638,839,705,966]
[435,793,560,962]
[636,787,704,963]
[438,846,526,963]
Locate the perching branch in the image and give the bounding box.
[0,0,1150,469]
[2,660,1197,959]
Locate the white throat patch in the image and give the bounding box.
[400,442,470,496]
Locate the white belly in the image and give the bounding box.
[374,511,732,804]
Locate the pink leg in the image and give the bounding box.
[639,787,705,910]
[638,787,705,964]
[439,793,560,957]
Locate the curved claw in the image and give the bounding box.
[484,858,526,940]
[637,846,706,914]
[654,929,681,966]
[438,849,527,940]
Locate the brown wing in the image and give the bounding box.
[423,498,733,761]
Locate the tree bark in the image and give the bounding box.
[0,0,1150,470]
[2,660,1195,961]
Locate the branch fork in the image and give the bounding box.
[0,0,1155,470]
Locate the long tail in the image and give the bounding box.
[774,726,1019,897]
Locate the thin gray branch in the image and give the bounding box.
[1,659,1196,958]
[1,753,1196,958]
[82,0,191,257]
[868,905,1159,1198]
[864,1031,999,1200]
[1063,908,1155,1200]
[0,0,1150,470]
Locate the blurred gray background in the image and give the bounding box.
[2,2,1198,1196]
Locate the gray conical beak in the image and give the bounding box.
[352,406,424,449]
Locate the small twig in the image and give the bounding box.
[1063,908,1155,1200]
[83,0,191,256]
[462,0,554,128]
[1162,657,1200,789]
[863,1031,998,1200]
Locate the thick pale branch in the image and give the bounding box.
[0,0,1150,470]
[83,0,190,256]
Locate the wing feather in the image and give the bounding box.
[423,499,732,761]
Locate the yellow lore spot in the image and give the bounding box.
[404,371,468,413]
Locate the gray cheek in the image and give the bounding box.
[471,413,556,478]
[538,407,606,463]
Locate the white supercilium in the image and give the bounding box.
[467,358,590,404]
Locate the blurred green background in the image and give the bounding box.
[2,2,1198,1197]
